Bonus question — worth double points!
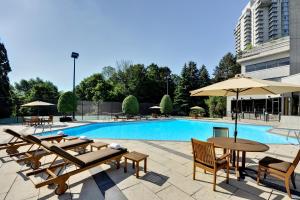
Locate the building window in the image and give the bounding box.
[245,57,290,72]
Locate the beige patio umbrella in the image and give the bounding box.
[190,106,204,110]
[149,106,161,109]
[21,101,55,116]
[21,101,55,107]
[190,74,300,142]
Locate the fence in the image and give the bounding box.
[76,101,156,121]
[0,100,156,124]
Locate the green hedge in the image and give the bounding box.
[122,95,139,115]
[57,91,77,115]
[160,95,173,115]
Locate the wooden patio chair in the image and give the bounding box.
[26,141,128,195]
[43,115,53,124]
[191,138,230,191]
[0,129,66,155]
[257,149,300,198]
[10,134,93,169]
[213,127,231,155]
[213,127,229,138]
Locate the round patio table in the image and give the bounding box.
[207,137,269,180]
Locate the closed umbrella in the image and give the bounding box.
[190,74,300,142]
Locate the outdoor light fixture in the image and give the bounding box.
[71,52,79,120]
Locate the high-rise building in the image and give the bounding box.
[234,0,290,53]
[228,0,300,117]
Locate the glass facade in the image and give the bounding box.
[245,57,290,72]
[281,0,289,36]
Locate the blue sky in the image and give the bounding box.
[0,0,248,91]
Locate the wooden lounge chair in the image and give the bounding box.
[10,134,93,169]
[257,149,300,198]
[191,138,230,191]
[27,141,128,195]
[0,129,66,155]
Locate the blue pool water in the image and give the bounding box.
[41,119,297,144]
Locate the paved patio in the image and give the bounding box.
[0,122,299,200]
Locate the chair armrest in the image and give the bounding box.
[217,152,231,161]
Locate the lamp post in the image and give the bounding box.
[166,75,170,95]
[71,52,79,120]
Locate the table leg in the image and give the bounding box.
[242,151,246,169]
[236,151,240,180]
[144,158,147,173]
[124,158,127,173]
[132,161,135,169]
[90,146,93,152]
[232,150,236,167]
[136,161,139,178]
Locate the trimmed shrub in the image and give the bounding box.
[160,95,173,115]
[57,91,77,116]
[122,95,139,116]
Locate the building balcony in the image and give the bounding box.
[257,0,272,8]
[237,36,290,61]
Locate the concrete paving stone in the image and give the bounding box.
[156,185,195,200]
[122,183,160,200]
[69,176,104,200]
[192,185,233,200]
[139,171,171,193]
[229,189,269,200]
[106,167,140,190]
[0,173,17,194]
[269,190,296,200]
[4,178,39,200]
[0,193,7,200]
[230,179,272,199]
[166,170,203,195]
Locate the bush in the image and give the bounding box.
[57,91,77,116]
[122,95,139,116]
[205,96,226,118]
[160,95,173,115]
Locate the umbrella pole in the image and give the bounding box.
[234,90,239,143]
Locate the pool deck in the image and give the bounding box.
[0,121,299,200]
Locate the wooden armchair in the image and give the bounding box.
[191,138,230,191]
[43,115,53,124]
[257,149,300,198]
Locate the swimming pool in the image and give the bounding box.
[42,119,297,144]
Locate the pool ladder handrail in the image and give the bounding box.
[287,129,300,145]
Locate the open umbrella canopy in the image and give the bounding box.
[21,101,55,107]
[190,74,300,142]
[190,74,300,97]
[190,106,204,110]
[149,106,161,109]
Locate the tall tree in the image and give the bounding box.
[199,65,210,88]
[0,42,12,118]
[101,66,116,80]
[76,73,112,101]
[15,78,59,103]
[213,52,241,83]
[197,65,211,114]
[173,61,200,114]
